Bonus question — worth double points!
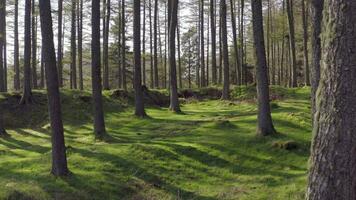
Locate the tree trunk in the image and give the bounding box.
[70,0,77,89]
[210,0,217,85]
[32,0,38,89]
[306,1,356,199]
[0,0,5,92]
[251,0,276,136]
[13,0,20,91]
[142,0,146,86]
[302,0,310,86]
[149,0,153,88]
[153,0,159,88]
[20,0,33,105]
[310,0,323,121]
[177,21,182,89]
[39,0,69,176]
[103,0,110,90]
[221,0,229,100]
[240,0,245,85]
[168,0,181,113]
[78,0,84,90]
[286,0,297,87]
[200,0,205,87]
[121,0,127,90]
[133,0,146,117]
[230,0,241,86]
[57,0,63,87]
[92,0,106,138]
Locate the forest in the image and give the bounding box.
[0,0,354,199]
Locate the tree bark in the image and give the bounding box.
[210,0,217,85]
[230,0,241,86]
[168,0,181,113]
[286,0,297,87]
[153,0,159,88]
[92,0,106,138]
[199,0,205,87]
[301,0,310,86]
[20,0,33,105]
[251,0,276,136]
[0,0,5,92]
[13,0,20,91]
[78,0,84,90]
[306,1,356,199]
[221,0,229,100]
[57,0,63,87]
[70,0,77,89]
[133,0,146,117]
[32,0,38,89]
[103,0,111,90]
[310,0,323,121]
[39,0,69,176]
[121,0,127,90]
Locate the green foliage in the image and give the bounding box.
[0,88,311,199]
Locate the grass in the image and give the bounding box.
[0,87,312,200]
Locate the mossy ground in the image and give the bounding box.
[0,87,311,200]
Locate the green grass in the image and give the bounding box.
[0,87,311,200]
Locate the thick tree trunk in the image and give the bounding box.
[310,0,323,121]
[133,0,146,117]
[168,0,180,113]
[221,0,230,100]
[39,0,69,176]
[14,0,20,91]
[20,0,33,105]
[306,1,356,199]
[199,0,205,87]
[92,0,106,138]
[142,0,146,86]
[251,0,276,136]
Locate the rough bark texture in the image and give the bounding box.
[168,0,181,113]
[133,0,146,117]
[221,0,230,100]
[251,0,276,136]
[39,0,69,176]
[306,1,356,199]
[310,0,323,121]
[92,0,106,138]
[20,0,33,105]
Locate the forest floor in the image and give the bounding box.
[0,86,311,200]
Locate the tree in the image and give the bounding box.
[251,0,276,136]
[221,0,229,100]
[210,0,217,85]
[230,0,241,85]
[57,0,63,87]
[92,0,106,138]
[168,0,181,113]
[13,0,20,91]
[103,0,111,90]
[310,0,323,120]
[32,0,38,89]
[199,0,205,87]
[78,0,84,90]
[70,0,77,89]
[133,0,146,117]
[301,0,309,86]
[153,0,159,88]
[306,1,356,198]
[20,0,33,105]
[121,0,127,90]
[286,0,297,87]
[0,0,5,92]
[38,0,69,176]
